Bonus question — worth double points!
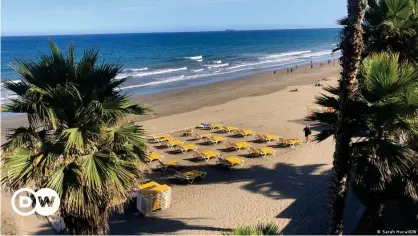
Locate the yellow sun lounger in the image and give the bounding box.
[204,136,227,145]
[138,181,159,190]
[176,144,198,154]
[144,151,164,163]
[220,126,239,133]
[193,150,221,162]
[248,147,276,158]
[157,136,172,143]
[150,133,170,142]
[162,139,184,148]
[256,134,280,143]
[174,170,206,184]
[278,138,303,147]
[157,160,180,171]
[182,129,194,136]
[288,139,303,145]
[226,141,251,151]
[216,157,245,169]
[194,133,212,140]
[209,123,223,130]
[235,129,256,137]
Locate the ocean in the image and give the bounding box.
[1,28,341,103]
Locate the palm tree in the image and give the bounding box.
[228,223,282,235]
[1,41,148,234]
[311,53,418,232]
[350,53,418,231]
[327,0,367,234]
[337,0,418,62]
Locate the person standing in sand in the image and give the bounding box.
[303,125,312,142]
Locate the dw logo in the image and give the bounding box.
[11,188,60,216]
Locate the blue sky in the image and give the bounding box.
[2,0,346,36]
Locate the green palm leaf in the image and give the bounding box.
[1,40,149,234]
[2,127,41,152]
[229,223,282,235]
[386,0,413,21]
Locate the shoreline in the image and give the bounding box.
[132,61,340,122]
[1,61,339,141]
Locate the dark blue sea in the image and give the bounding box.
[1,28,341,104]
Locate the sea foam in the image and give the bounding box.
[300,50,333,58]
[184,55,203,61]
[116,67,188,79]
[203,63,229,68]
[128,67,148,72]
[263,50,312,59]
[120,75,187,89]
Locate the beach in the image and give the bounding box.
[1,62,352,234]
[132,62,340,122]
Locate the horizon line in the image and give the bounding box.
[2,26,342,37]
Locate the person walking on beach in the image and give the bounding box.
[290,68,293,73]
[274,70,276,75]
[303,125,312,142]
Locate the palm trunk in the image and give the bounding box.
[61,204,110,235]
[328,0,367,234]
[62,212,109,235]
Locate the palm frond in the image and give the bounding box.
[385,0,413,22]
[1,149,41,189]
[323,85,341,96]
[314,94,340,109]
[2,81,30,96]
[254,223,282,235]
[106,122,146,149]
[61,128,86,151]
[314,128,336,142]
[81,152,108,192]
[337,16,349,26]
[2,127,41,152]
[310,110,338,124]
[229,223,282,235]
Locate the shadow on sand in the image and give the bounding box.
[105,161,331,234]
[109,216,227,235]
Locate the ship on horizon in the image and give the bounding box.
[225,29,236,31]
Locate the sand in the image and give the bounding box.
[1,62,346,234]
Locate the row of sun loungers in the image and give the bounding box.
[147,144,277,165]
[162,156,246,184]
[145,124,303,184]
